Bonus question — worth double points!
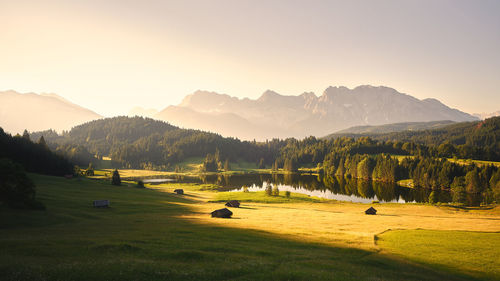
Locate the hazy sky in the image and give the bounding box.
[1,0,499,116]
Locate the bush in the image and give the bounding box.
[137,180,145,188]
[272,186,280,196]
[111,169,121,186]
[265,185,272,196]
[285,191,291,198]
[0,158,43,209]
[428,191,438,204]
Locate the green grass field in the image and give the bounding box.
[213,190,323,203]
[0,174,498,280]
[377,229,500,281]
[448,158,500,167]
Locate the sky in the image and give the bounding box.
[1,0,499,117]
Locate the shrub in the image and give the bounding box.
[0,158,44,209]
[137,180,145,188]
[265,185,272,196]
[428,191,438,204]
[272,186,280,196]
[285,191,291,198]
[111,169,121,186]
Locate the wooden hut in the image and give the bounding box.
[365,206,377,215]
[211,208,233,218]
[174,189,184,195]
[225,200,240,208]
[93,200,109,208]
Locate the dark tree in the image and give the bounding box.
[284,158,297,172]
[85,162,94,176]
[0,158,43,209]
[0,127,73,176]
[258,158,265,169]
[265,185,273,196]
[38,136,48,148]
[451,176,466,203]
[111,169,121,186]
[465,169,481,193]
[22,130,30,140]
[202,154,218,172]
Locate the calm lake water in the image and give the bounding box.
[131,173,483,205]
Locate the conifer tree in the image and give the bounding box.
[38,136,48,148]
[22,130,30,140]
[465,169,481,193]
[258,158,265,169]
[111,169,121,186]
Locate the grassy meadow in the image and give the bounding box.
[377,229,500,280]
[0,173,499,280]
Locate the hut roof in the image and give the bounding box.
[365,206,377,215]
[225,200,240,207]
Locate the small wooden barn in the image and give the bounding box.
[211,208,233,218]
[225,200,240,208]
[365,206,377,215]
[174,189,184,195]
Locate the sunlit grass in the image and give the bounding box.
[213,190,323,203]
[447,158,500,167]
[377,229,500,280]
[1,173,499,280]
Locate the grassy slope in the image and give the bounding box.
[0,175,498,280]
[377,229,500,281]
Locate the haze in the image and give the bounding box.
[1,0,499,116]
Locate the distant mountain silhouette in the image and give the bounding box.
[154,86,478,140]
[473,110,500,120]
[0,90,101,134]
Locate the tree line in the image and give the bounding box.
[25,116,500,203]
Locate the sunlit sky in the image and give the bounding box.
[1,0,499,116]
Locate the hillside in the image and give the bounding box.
[0,127,73,176]
[155,86,478,140]
[333,120,456,135]
[0,90,101,134]
[326,116,500,160]
[38,116,273,169]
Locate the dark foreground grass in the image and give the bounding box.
[377,229,500,281]
[0,174,480,281]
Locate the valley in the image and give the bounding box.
[3,2,500,280]
[1,173,498,280]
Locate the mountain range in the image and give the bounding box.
[474,110,500,120]
[1,86,480,139]
[0,90,101,134]
[154,85,478,140]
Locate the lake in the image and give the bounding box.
[132,173,483,205]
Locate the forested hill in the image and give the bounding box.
[35,116,278,169]
[331,120,456,135]
[325,117,500,160]
[33,116,500,172]
[0,128,73,176]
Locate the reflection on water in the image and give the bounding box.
[131,173,482,205]
[142,178,175,184]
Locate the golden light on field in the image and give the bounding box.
[150,185,500,250]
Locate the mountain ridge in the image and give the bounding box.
[154,85,478,140]
[0,90,102,134]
